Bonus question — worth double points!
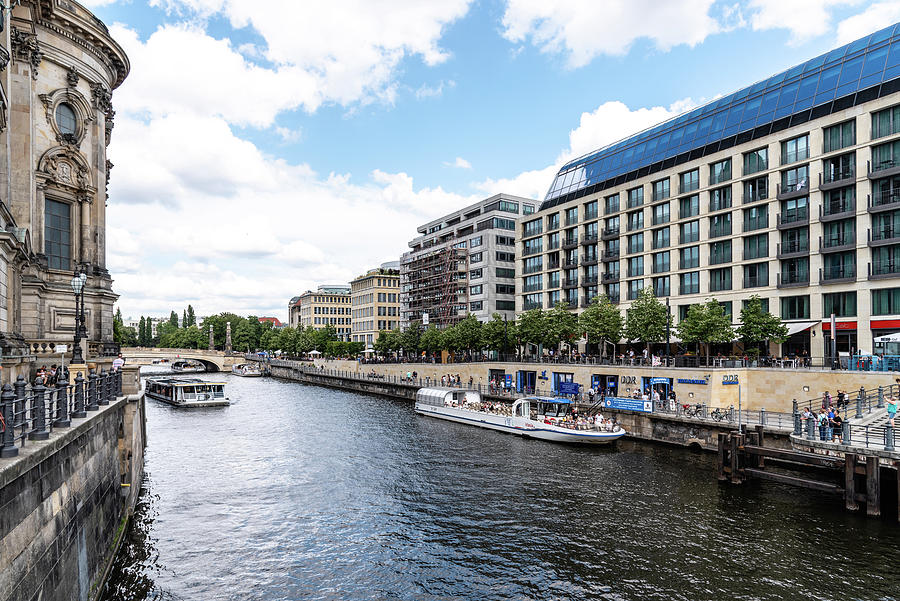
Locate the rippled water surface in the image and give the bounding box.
[101,370,900,601]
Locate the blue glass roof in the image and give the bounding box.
[543,23,900,207]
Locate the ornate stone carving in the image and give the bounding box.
[37,146,95,194]
[66,66,79,87]
[104,108,115,146]
[0,46,10,72]
[105,159,113,193]
[90,82,112,114]
[11,27,42,79]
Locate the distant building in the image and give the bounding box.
[288,296,302,328]
[350,263,401,347]
[297,285,352,341]
[258,317,285,329]
[123,317,164,338]
[401,193,534,329]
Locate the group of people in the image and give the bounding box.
[801,394,845,442]
[35,364,64,387]
[441,374,464,387]
[550,412,621,432]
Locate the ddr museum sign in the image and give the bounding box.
[604,397,653,413]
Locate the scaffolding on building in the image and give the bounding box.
[401,246,468,328]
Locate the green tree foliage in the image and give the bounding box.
[186,304,196,327]
[112,307,137,346]
[137,317,150,346]
[546,302,579,352]
[399,321,422,357]
[420,326,443,355]
[453,315,483,355]
[676,298,735,363]
[481,313,514,354]
[624,288,669,351]
[517,308,547,352]
[578,295,623,356]
[736,295,788,353]
[169,311,179,328]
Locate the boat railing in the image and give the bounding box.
[0,368,124,458]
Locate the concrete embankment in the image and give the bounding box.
[0,366,145,601]
[267,362,792,452]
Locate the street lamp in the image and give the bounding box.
[70,270,87,364]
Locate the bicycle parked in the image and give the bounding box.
[682,403,703,417]
[710,407,731,422]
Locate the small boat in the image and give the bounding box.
[231,363,262,377]
[172,360,204,373]
[145,377,230,407]
[414,388,625,444]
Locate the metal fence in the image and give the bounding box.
[0,369,123,459]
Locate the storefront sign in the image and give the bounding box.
[677,378,707,385]
[722,374,739,385]
[604,397,653,413]
[558,381,579,395]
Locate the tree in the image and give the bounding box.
[545,302,579,353]
[676,298,735,364]
[186,304,196,327]
[399,322,423,358]
[736,295,788,355]
[138,317,150,346]
[183,309,188,329]
[481,313,512,354]
[517,309,547,355]
[232,319,256,352]
[420,326,443,356]
[623,288,669,352]
[169,311,179,328]
[579,295,623,356]
[454,315,483,356]
[373,330,396,356]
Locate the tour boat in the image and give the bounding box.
[172,360,204,373]
[145,377,230,407]
[415,387,625,444]
[231,363,262,377]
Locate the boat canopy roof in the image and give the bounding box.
[147,377,226,387]
[416,387,481,407]
[523,396,572,404]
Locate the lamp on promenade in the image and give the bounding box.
[70,270,88,364]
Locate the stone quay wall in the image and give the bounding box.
[0,366,145,601]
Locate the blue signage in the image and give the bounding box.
[677,378,708,385]
[504,374,513,389]
[649,377,670,385]
[604,397,653,413]
[558,381,580,395]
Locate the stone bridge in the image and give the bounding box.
[120,347,243,372]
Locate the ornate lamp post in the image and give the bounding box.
[70,271,87,364]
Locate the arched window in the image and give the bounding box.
[55,103,77,135]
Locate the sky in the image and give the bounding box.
[81,0,900,321]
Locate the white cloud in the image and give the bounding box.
[415,80,454,100]
[79,0,119,6]
[444,157,472,169]
[836,1,900,45]
[501,0,722,67]
[746,0,861,43]
[274,126,302,143]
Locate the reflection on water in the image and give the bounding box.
[101,370,900,601]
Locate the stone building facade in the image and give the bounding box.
[297,285,352,341]
[0,0,128,380]
[350,264,401,348]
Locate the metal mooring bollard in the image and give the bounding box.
[99,369,110,406]
[760,408,767,426]
[878,386,885,409]
[841,421,850,445]
[0,384,18,458]
[30,377,50,441]
[72,372,86,418]
[794,412,802,435]
[14,376,26,428]
[856,387,864,419]
[54,378,70,428]
[88,369,99,411]
[886,424,895,452]
[806,416,816,440]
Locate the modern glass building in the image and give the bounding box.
[519,23,900,361]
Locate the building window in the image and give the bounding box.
[709,159,731,185]
[547,213,560,230]
[679,195,699,219]
[873,288,900,315]
[823,292,857,317]
[524,293,542,310]
[743,147,768,175]
[499,200,519,213]
[522,219,542,238]
[680,220,700,244]
[679,272,700,295]
[548,271,560,289]
[679,169,699,194]
[823,120,855,153]
[627,233,643,254]
[45,198,71,270]
[627,279,644,300]
[548,290,561,306]
[470,252,483,263]
[679,246,699,269]
[709,240,732,265]
[653,276,670,297]
[652,251,670,274]
[872,139,900,171]
[709,213,732,238]
[652,227,670,249]
[627,210,644,232]
[743,206,768,232]
[652,202,670,226]
[781,295,810,320]
[523,257,542,274]
[496,284,515,295]
[470,268,483,279]
[496,268,515,278]
[743,262,768,288]
[742,297,769,313]
[524,204,535,215]
[565,207,578,226]
[627,256,644,278]
[492,217,516,230]
[780,196,809,225]
[651,178,670,202]
[605,194,620,214]
[523,238,542,256]
[496,300,515,311]
[584,200,598,220]
[709,186,732,212]
[781,134,809,165]
[496,251,515,262]
[470,285,483,295]
[55,103,77,136]
[743,176,768,204]
[743,233,768,259]
[872,104,900,140]
[627,186,643,208]
[709,267,732,292]
[524,274,542,292]
[470,301,483,311]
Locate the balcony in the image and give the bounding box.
[563,277,579,289]
[562,236,579,250]
[548,239,560,250]
[582,254,599,266]
[582,275,598,286]
[869,189,900,213]
[776,180,810,201]
[678,285,699,295]
[782,148,809,165]
[522,227,542,238]
[604,204,620,216]
[870,261,900,280]
[651,190,670,203]
[742,274,768,288]
[581,233,599,245]
[819,168,855,191]
[523,263,543,275]
[601,272,620,283]
[868,227,900,247]
[584,209,599,221]
[547,259,561,270]
[679,180,699,195]
[523,300,543,310]
[820,199,856,222]
[709,253,732,266]
[776,242,810,259]
[563,258,579,268]
[819,265,856,284]
[601,227,620,240]
[819,234,855,253]
[523,283,543,293]
[742,189,768,204]
[743,218,768,232]
[679,260,699,270]
[777,272,810,288]
[600,250,618,262]
[868,158,900,180]
[522,246,543,257]
[776,209,809,230]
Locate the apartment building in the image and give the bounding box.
[351,263,401,347]
[401,193,535,328]
[297,285,352,341]
[519,23,900,359]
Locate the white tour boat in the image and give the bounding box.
[145,377,230,407]
[231,363,262,377]
[415,387,625,445]
[172,360,205,373]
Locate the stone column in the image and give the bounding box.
[225,321,232,353]
[208,325,214,351]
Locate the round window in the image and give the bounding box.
[55,103,77,136]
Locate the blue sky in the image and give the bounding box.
[82,0,900,320]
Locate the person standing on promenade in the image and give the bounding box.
[888,396,898,427]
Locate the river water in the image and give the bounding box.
[100,370,900,601]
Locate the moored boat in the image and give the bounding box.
[414,387,625,444]
[231,363,262,377]
[145,377,230,407]
[172,360,204,373]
